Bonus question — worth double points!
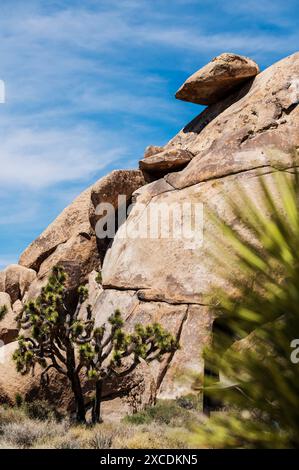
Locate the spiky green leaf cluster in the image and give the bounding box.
[193,162,299,449]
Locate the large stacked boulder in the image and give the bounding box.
[0,52,298,416]
[101,52,299,399]
[175,52,260,105]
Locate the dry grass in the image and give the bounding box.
[0,398,202,449]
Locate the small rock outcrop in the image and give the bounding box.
[175,52,260,105]
[139,149,193,175]
[0,264,36,303]
[0,293,18,344]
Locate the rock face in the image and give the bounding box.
[168,52,299,188]
[175,52,260,105]
[18,169,145,290]
[89,170,145,233]
[101,52,299,397]
[19,188,93,272]
[1,52,298,415]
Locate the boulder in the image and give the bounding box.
[0,293,18,345]
[102,167,289,305]
[12,300,23,317]
[38,234,99,280]
[78,270,103,320]
[0,264,36,303]
[99,52,299,400]
[93,289,140,328]
[175,52,260,105]
[0,341,76,411]
[19,170,145,300]
[19,187,92,272]
[89,169,145,231]
[124,301,188,395]
[139,149,193,174]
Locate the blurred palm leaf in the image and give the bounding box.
[193,159,299,449]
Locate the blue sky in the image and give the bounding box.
[0,0,298,269]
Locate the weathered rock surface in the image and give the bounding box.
[19,187,93,272]
[104,168,286,303]
[139,148,193,174]
[100,52,299,399]
[78,270,103,320]
[18,169,145,301]
[124,301,188,398]
[12,299,23,317]
[89,169,145,233]
[0,293,18,344]
[0,342,73,410]
[158,305,213,398]
[38,234,99,280]
[0,264,36,303]
[175,52,260,105]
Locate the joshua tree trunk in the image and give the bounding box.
[92,380,103,424]
[70,373,86,423]
[65,341,86,423]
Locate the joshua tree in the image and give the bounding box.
[84,310,179,423]
[14,266,178,424]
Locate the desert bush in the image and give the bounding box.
[24,400,61,422]
[15,393,23,408]
[0,406,26,427]
[0,403,197,449]
[124,399,198,427]
[115,422,192,449]
[3,421,53,448]
[89,428,113,449]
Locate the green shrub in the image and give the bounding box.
[24,400,60,422]
[15,394,23,408]
[124,399,198,427]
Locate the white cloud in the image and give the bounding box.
[0,126,123,188]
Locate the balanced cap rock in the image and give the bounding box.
[175,52,260,105]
